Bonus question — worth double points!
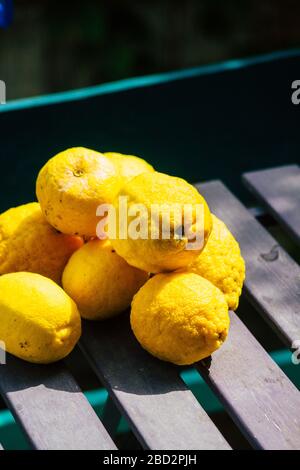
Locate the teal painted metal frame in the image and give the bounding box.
[1,48,300,113]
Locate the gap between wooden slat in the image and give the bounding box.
[243,165,300,246]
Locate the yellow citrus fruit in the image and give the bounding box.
[186,214,245,310]
[110,171,212,273]
[105,152,154,181]
[0,202,83,284]
[131,272,229,365]
[62,239,148,320]
[0,272,81,363]
[36,147,120,237]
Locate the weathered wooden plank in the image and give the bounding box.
[243,165,300,245]
[196,311,300,450]
[0,352,117,450]
[196,180,300,348]
[80,314,231,450]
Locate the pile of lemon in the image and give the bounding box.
[0,147,245,365]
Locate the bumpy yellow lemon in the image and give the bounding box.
[0,272,81,363]
[62,239,148,320]
[131,272,229,365]
[105,152,154,181]
[110,172,212,273]
[186,214,245,310]
[36,147,120,237]
[0,202,83,284]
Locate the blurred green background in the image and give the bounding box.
[1,0,300,100]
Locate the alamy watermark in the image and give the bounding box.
[96,197,206,250]
[291,340,300,365]
[291,80,300,105]
[0,80,6,104]
[0,341,6,365]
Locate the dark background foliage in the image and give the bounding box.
[1,0,300,99]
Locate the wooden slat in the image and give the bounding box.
[243,165,300,245]
[196,180,300,347]
[0,353,117,450]
[196,311,300,449]
[80,314,231,450]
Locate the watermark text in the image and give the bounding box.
[0,341,6,364]
[96,197,206,250]
[291,340,300,365]
[291,80,300,105]
[0,80,6,104]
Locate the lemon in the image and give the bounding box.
[0,202,83,284]
[36,147,120,237]
[110,171,212,273]
[131,272,229,365]
[186,214,245,310]
[105,152,154,181]
[62,239,148,320]
[0,272,81,363]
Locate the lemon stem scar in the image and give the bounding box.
[73,169,84,177]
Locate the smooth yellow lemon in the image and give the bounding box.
[62,239,148,320]
[0,272,81,363]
